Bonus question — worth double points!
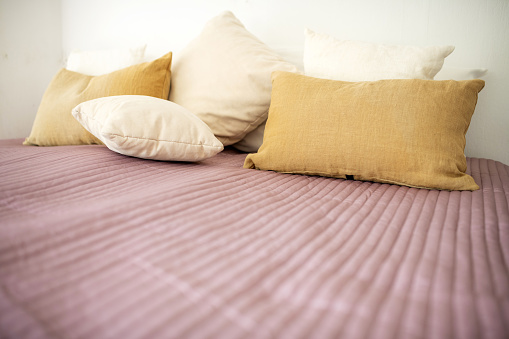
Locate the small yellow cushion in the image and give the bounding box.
[24,52,172,146]
[244,71,485,191]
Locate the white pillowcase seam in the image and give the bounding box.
[106,133,223,149]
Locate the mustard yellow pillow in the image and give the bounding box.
[24,52,172,146]
[244,71,485,191]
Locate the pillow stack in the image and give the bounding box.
[235,28,457,153]
[24,52,172,146]
[25,11,297,162]
[24,12,485,187]
[245,29,485,190]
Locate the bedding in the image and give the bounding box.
[235,27,460,154]
[1,138,508,339]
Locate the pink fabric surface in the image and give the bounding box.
[1,139,508,339]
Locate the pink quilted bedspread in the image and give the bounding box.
[1,139,508,339]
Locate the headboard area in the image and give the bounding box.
[2,0,507,165]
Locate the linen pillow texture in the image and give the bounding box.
[244,71,485,191]
[169,11,298,146]
[304,28,455,81]
[72,95,223,161]
[24,52,172,146]
[66,45,146,76]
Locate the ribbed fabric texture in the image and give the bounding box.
[1,139,508,339]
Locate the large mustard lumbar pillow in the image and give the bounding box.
[24,52,172,146]
[244,71,485,191]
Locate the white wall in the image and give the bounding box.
[2,0,508,165]
[0,0,63,139]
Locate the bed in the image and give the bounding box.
[2,10,509,339]
[1,138,509,339]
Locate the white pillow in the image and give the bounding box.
[66,45,146,75]
[303,28,454,81]
[72,95,224,161]
[169,11,298,146]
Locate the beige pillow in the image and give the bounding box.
[24,52,172,146]
[244,71,485,191]
[72,95,223,161]
[169,11,298,146]
[304,28,455,81]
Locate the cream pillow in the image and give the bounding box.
[304,28,455,81]
[66,45,146,75]
[24,52,172,146]
[169,11,298,146]
[72,95,223,161]
[245,71,485,191]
